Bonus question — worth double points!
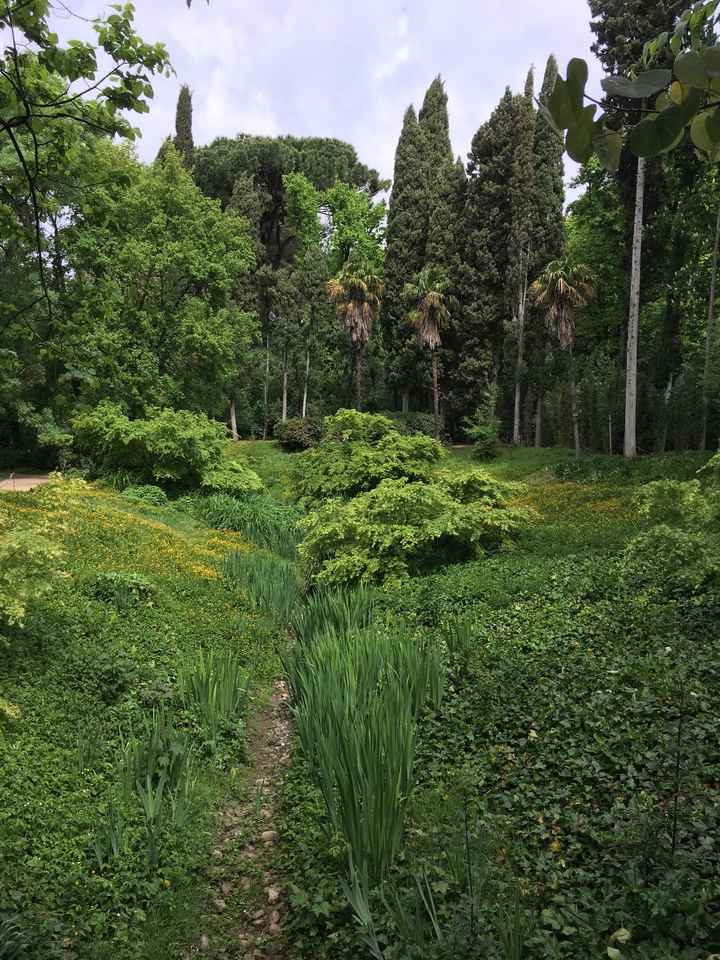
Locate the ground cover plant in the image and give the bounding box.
[0,478,278,958]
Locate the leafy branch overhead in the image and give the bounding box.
[546,0,720,169]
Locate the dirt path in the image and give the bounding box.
[0,473,51,492]
[188,680,292,959]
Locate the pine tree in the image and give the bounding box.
[174,84,194,170]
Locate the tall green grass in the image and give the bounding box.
[188,493,302,558]
[288,624,445,880]
[223,550,301,621]
[178,647,250,744]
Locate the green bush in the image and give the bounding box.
[621,524,720,599]
[178,648,250,745]
[72,402,226,487]
[293,411,443,507]
[121,485,169,507]
[186,493,302,558]
[198,459,264,497]
[632,479,711,527]
[88,571,156,609]
[274,416,324,451]
[378,411,438,439]
[462,388,500,460]
[299,472,529,587]
[223,550,301,621]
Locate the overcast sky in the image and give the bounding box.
[50,0,604,195]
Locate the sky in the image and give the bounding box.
[50,0,605,196]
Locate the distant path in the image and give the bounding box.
[0,473,51,492]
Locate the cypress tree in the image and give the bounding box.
[174,84,194,169]
[418,75,452,166]
[533,56,565,267]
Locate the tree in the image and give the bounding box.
[384,106,428,408]
[174,84,194,169]
[531,259,595,457]
[327,266,383,410]
[0,1,170,321]
[403,268,449,440]
[509,69,536,446]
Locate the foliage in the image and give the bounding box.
[553,451,711,483]
[178,648,250,745]
[293,411,444,506]
[72,403,262,493]
[88,572,156,610]
[0,503,65,637]
[298,471,529,587]
[0,479,277,958]
[186,492,301,558]
[121,485,169,507]
[462,386,501,460]
[223,550,301,621]
[622,523,720,598]
[379,411,438,438]
[274,416,324,451]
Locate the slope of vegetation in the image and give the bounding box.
[0,479,279,958]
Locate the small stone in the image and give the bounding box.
[252,909,265,921]
[221,881,233,896]
[270,910,281,925]
[199,934,210,952]
[269,923,282,936]
[266,886,280,904]
[212,848,223,860]
[241,877,252,890]
[214,898,226,913]
[260,830,277,844]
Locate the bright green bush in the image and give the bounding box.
[553,451,709,484]
[299,472,529,587]
[462,387,500,460]
[72,402,226,487]
[274,416,324,451]
[632,479,711,527]
[199,459,264,496]
[378,411,438,439]
[121,485,169,507]
[88,571,156,609]
[293,411,443,507]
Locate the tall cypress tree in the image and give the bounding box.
[174,84,194,169]
[383,106,428,404]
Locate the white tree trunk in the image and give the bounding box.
[701,203,720,450]
[229,399,238,442]
[302,346,310,418]
[401,390,409,414]
[624,156,646,459]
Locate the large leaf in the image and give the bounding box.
[702,45,720,78]
[674,50,709,88]
[628,116,663,157]
[601,69,671,99]
[690,111,718,155]
[654,105,688,149]
[566,58,589,114]
[548,75,574,130]
[593,124,623,172]
[565,105,596,162]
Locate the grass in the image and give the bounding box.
[0,479,279,958]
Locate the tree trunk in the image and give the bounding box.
[302,346,310,418]
[534,391,543,449]
[608,413,613,455]
[624,156,646,459]
[432,352,440,441]
[401,390,409,413]
[262,331,271,440]
[659,372,673,454]
[701,203,720,450]
[229,399,238,442]
[355,346,364,411]
[569,348,581,458]
[281,346,288,422]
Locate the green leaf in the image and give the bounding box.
[611,929,632,945]
[654,105,688,149]
[593,124,623,172]
[703,45,720,77]
[548,75,574,129]
[690,111,718,154]
[566,105,596,162]
[607,950,622,960]
[707,107,720,144]
[674,50,708,88]
[567,58,589,115]
[628,117,663,157]
[601,70,671,99]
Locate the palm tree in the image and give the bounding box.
[403,266,449,441]
[531,258,595,458]
[327,263,383,411]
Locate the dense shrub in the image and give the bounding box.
[462,388,500,460]
[72,403,225,487]
[293,410,443,506]
[274,416,324,451]
[88,571,156,609]
[378,411,438,439]
[121,485,169,507]
[198,459,264,496]
[621,524,720,599]
[299,471,529,587]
